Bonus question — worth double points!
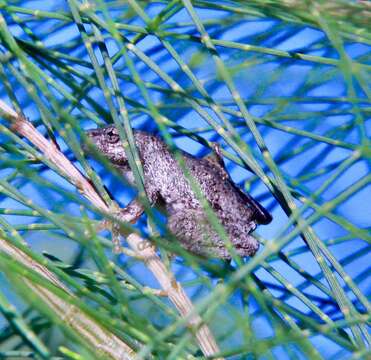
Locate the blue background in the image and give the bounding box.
[0,2,370,359]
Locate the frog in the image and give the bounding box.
[86,125,272,259]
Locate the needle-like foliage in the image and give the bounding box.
[0,1,370,359]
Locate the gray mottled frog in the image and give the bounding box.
[86,126,272,259]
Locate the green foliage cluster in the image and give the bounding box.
[0,1,369,359]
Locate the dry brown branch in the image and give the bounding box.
[0,99,222,359]
[0,236,136,360]
[127,233,221,357]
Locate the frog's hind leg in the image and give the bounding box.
[167,210,229,259]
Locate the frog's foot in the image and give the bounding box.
[95,218,122,253]
[117,198,145,223]
[97,198,145,253]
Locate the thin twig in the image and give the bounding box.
[0,236,135,360]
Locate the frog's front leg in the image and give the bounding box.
[118,198,145,223]
[114,198,147,253]
[97,198,145,253]
[102,187,160,253]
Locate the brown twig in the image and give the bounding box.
[0,235,135,360]
[0,100,222,359]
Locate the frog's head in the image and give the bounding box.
[85,125,128,166]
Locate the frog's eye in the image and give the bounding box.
[106,129,119,143]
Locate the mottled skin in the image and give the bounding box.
[86,125,272,259]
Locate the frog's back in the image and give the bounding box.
[135,131,271,227]
[167,155,263,258]
[184,156,255,222]
[135,131,197,206]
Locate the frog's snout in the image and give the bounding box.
[85,128,100,141]
[84,128,102,151]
